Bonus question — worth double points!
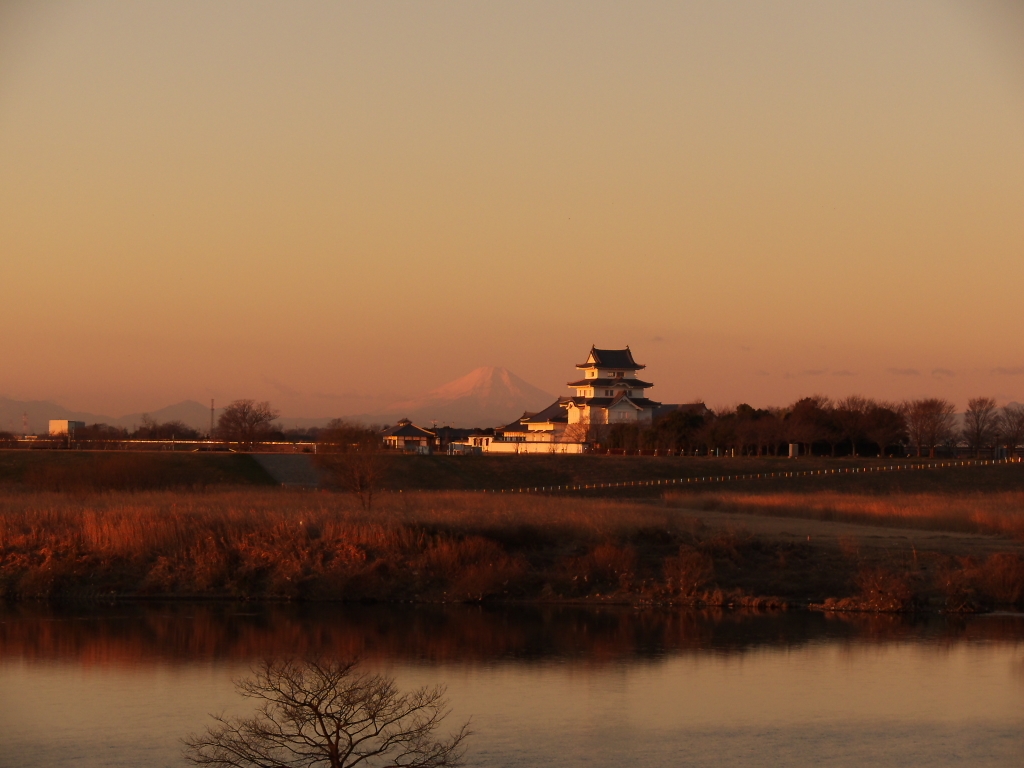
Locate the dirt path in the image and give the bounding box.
[670,506,1024,558]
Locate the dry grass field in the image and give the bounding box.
[2,483,1023,611]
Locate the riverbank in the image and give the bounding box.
[2,487,1022,611]
[6,449,1024,494]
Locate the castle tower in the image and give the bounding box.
[565,346,661,425]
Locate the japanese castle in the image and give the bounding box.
[465,346,663,453]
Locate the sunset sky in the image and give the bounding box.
[3,0,1023,418]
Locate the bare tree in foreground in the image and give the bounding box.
[314,420,389,509]
[184,658,469,768]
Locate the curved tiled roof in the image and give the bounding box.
[576,346,644,370]
[567,378,654,388]
[381,420,436,438]
[521,397,571,424]
[567,394,661,409]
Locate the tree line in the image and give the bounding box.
[603,396,1024,458]
[9,395,1023,461]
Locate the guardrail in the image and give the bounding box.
[485,457,1024,494]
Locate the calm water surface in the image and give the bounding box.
[1,603,1022,767]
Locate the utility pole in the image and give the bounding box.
[210,399,215,438]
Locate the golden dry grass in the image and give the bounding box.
[0,489,700,602]
[2,488,1022,610]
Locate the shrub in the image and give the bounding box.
[969,553,1024,606]
[854,566,916,612]
[662,546,714,597]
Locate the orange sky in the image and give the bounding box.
[2,1,1023,417]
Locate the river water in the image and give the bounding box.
[1,603,1022,767]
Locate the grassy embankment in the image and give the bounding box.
[0,449,275,491]
[368,453,1012,493]
[1,450,1023,611]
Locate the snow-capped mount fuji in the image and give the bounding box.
[373,367,554,428]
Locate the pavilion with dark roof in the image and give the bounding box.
[381,418,436,452]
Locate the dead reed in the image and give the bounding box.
[0,489,701,602]
[1,488,1022,610]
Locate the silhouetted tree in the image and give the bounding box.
[758,408,786,456]
[183,658,469,768]
[903,398,956,457]
[863,401,906,458]
[216,400,281,449]
[649,409,706,454]
[833,395,872,457]
[962,397,999,458]
[785,396,832,457]
[75,423,130,441]
[606,422,644,451]
[134,416,202,441]
[698,410,736,455]
[999,404,1024,457]
[733,404,776,456]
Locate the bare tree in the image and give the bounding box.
[903,398,957,458]
[217,400,281,449]
[563,416,607,448]
[314,420,389,509]
[184,658,469,768]
[863,401,906,458]
[562,417,595,445]
[784,396,832,457]
[999,403,1024,457]
[134,416,202,441]
[833,395,872,457]
[962,397,1000,458]
[697,410,736,456]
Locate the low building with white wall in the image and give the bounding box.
[49,420,85,436]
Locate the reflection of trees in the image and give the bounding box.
[1,603,1020,668]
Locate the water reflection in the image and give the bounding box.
[1,604,1023,768]
[1,601,1022,665]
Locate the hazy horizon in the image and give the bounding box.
[4,1,1023,417]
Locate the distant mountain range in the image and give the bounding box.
[0,367,556,434]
